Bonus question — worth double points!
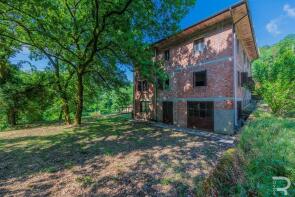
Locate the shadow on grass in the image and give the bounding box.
[0,114,231,196]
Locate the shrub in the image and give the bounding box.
[200,106,295,196]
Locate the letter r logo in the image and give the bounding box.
[273,176,291,195]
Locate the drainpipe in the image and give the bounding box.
[233,26,238,128]
[133,69,136,119]
[154,48,158,121]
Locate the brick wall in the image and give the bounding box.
[134,20,252,133]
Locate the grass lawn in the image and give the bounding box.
[0,114,232,196]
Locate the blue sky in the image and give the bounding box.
[10,0,295,81]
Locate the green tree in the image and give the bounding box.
[0,66,49,126]
[252,35,295,115]
[0,0,195,125]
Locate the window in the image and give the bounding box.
[164,78,170,90]
[157,79,163,90]
[157,78,170,90]
[236,39,240,51]
[194,70,207,86]
[188,102,213,118]
[241,72,248,87]
[194,38,205,53]
[243,51,247,65]
[137,80,148,92]
[140,101,150,113]
[237,71,241,87]
[164,50,170,61]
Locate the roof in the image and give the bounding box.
[153,1,258,61]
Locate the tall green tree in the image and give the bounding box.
[0,66,49,126]
[252,35,295,115]
[0,0,195,125]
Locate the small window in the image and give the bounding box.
[140,101,150,113]
[164,50,170,61]
[241,72,248,87]
[243,51,247,65]
[164,78,170,90]
[237,71,241,87]
[194,38,205,53]
[138,80,148,92]
[194,70,207,87]
[157,79,163,90]
[157,77,170,90]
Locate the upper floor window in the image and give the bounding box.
[164,50,170,61]
[241,72,248,87]
[243,51,247,65]
[237,71,241,87]
[194,70,207,87]
[157,78,170,90]
[194,38,205,53]
[138,80,148,92]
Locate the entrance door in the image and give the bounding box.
[163,101,173,124]
[187,101,214,131]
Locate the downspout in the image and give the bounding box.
[233,24,238,128]
[133,68,136,119]
[154,48,158,121]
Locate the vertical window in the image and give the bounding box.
[164,50,170,61]
[157,78,170,90]
[241,72,248,87]
[140,101,150,113]
[237,71,241,87]
[157,79,163,90]
[164,78,170,90]
[243,51,247,65]
[137,80,148,92]
[236,39,240,52]
[194,38,205,53]
[194,70,207,87]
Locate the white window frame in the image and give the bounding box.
[194,38,205,53]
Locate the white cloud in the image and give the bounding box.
[266,19,281,35]
[283,4,295,17]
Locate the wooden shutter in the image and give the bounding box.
[241,72,248,86]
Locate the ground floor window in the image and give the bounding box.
[140,101,150,113]
[188,102,213,118]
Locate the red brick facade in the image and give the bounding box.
[134,3,257,134]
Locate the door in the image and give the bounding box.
[163,101,173,124]
[187,101,214,131]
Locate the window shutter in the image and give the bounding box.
[237,72,241,87]
[241,72,248,86]
[138,81,142,91]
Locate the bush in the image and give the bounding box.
[239,110,295,196]
[200,106,295,196]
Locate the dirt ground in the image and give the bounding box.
[0,115,232,196]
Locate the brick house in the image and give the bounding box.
[133,1,258,134]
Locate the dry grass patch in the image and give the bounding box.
[0,114,232,196]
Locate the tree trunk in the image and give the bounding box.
[59,108,63,121]
[62,100,71,125]
[7,108,17,126]
[74,73,84,125]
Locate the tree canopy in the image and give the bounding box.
[0,0,195,127]
[252,34,295,115]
